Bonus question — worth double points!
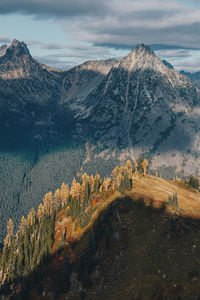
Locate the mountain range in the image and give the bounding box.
[0,39,200,239]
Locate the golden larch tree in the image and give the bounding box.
[60,183,69,207]
[126,160,133,178]
[4,218,14,246]
[70,178,77,198]
[142,159,148,175]
[19,216,27,235]
[43,191,53,216]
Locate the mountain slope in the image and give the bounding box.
[1,172,200,300]
[76,45,200,175]
[0,40,200,243]
[0,40,117,241]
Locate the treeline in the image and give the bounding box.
[0,158,148,286]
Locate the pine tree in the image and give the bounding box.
[93,174,101,193]
[137,157,145,174]
[83,181,90,206]
[70,178,77,198]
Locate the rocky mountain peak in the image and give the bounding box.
[116,43,161,73]
[7,39,31,57]
[0,40,38,79]
[0,39,31,66]
[116,43,175,78]
[0,44,8,57]
[135,43,154,55]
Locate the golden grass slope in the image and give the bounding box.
[130,175,200,218]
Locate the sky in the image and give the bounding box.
[1,0,200,71]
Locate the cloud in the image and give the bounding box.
[1,0,200,71]
[41,43,63,50]
[1,0,200,51]
[175,58,200,72]
[0,34,11,43]
[0,0,109,18]
[156,49,192,58]
[34,55,77,70]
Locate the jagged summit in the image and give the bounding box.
[0,39,32,72]
[5,39,31,58]
[12,39,22,46]
[117,43,166,73]
[135,43,154,54]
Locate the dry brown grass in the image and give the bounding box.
[129,175,200,218]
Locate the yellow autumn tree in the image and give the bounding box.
[103,177,111,191]
[27,208,36,226]
[81,172,90,184]
[54,188,61,210]
[60,183,69,207]
[142,159,148,175]
[4,218,14,246]
[74,182,82,202]
[37,203,44,223]
[112,166,121,188]
[19,216,27,235]
[43,191,53,216]
[126,160,133,178]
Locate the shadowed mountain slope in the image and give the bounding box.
[1,174,200,300]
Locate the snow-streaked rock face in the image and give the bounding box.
[75,44,200,176]
[0,40,199,176]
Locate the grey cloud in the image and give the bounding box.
[25,40,43,46]
[155,49,192,58]
[0,35,11,43]
[1,0,200,50]
[0,0,109,18]
[34,55,77,70]
[1,0,200,71]
[175,59,200,72]
[41,43,63,50]
[25,40,65,49]
[33,42,113,69]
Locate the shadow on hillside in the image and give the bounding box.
[1,195,200,299]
